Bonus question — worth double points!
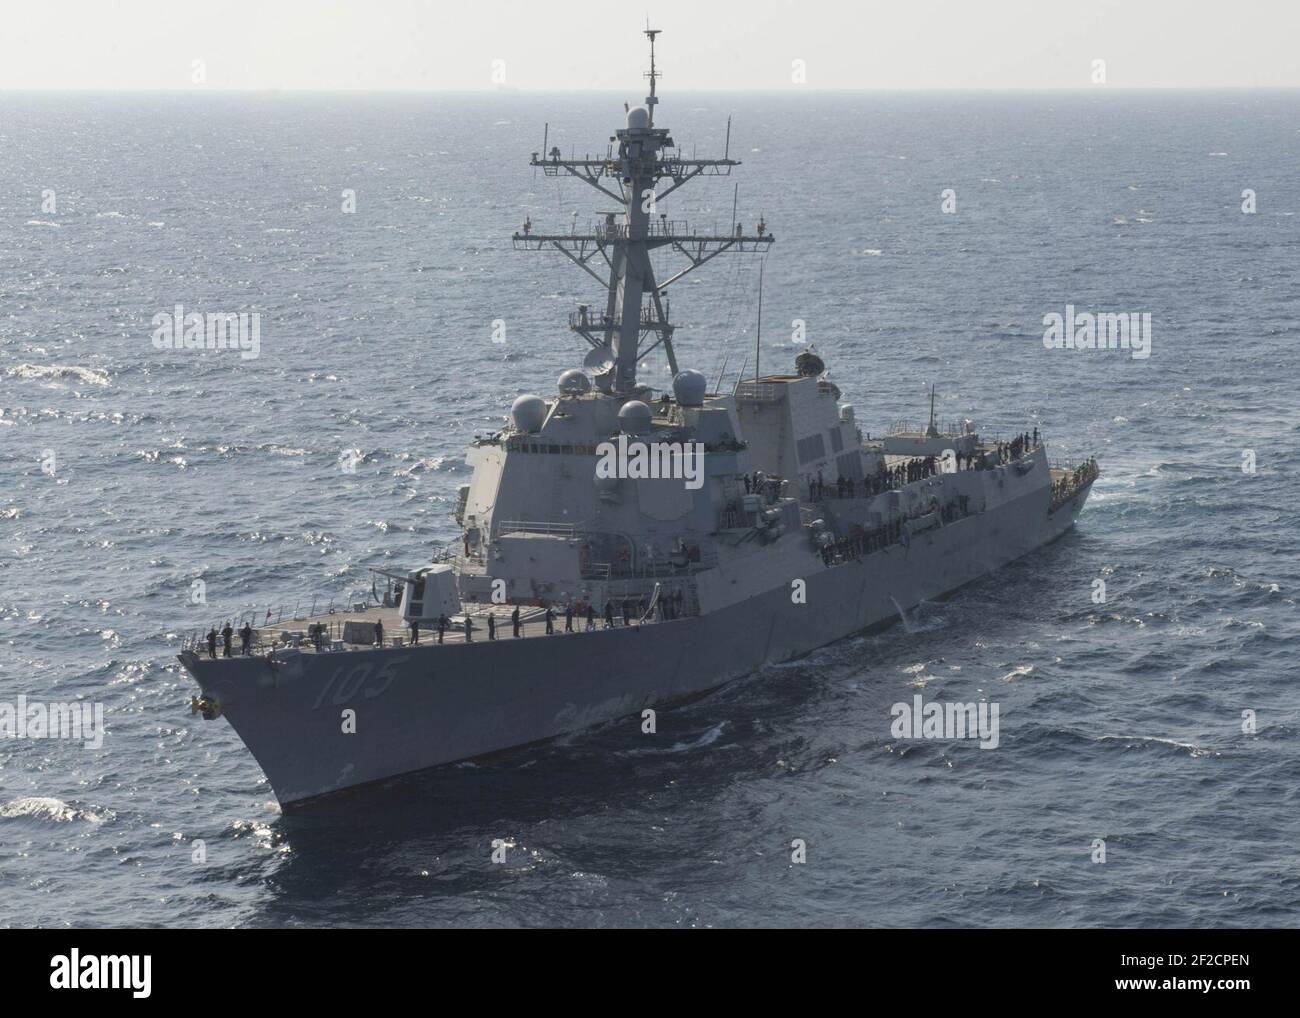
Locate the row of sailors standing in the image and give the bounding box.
[1052,456,1100,503]
[202,588,696,658]
[204,621,253,659]
[409,592,690,645]
[818,518,906,565]
[816,493,973,566]
[996,429,1040,465]
[741,471,781,503]
[808,455,941,502]
[805,426,1045,504]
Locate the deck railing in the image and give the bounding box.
[886,419,970,438]
[1049,458,1100,511]
[179,593,699,660]
[496,520,578,537]
[734,381,780,402]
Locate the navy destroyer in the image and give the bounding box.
[179,29,1098,808]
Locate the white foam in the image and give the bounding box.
[0,796,113,824]
[3,364,109,387]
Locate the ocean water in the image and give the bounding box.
[1,90,1298,928]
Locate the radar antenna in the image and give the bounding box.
[644,21,660,124]
[513,27,775,394]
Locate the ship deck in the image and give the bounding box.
[186,600,651,658]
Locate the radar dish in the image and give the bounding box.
[583,345,615,374]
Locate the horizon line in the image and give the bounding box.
[4,85,1299,95]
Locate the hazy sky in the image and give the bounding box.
[3,0,1298,90]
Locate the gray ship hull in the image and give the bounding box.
[176,44,1100,810]
[181,475,1092,807]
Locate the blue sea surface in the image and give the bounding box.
[0,90,1297,927]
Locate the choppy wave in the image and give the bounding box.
[1095,735,1218,759]
[3,364,110,387]
[0,797,114,825]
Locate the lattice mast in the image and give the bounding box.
[513,27,774,394]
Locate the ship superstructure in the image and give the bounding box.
[179,29,1098,808]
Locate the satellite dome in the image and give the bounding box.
[510,394,547,433]
[626,106,650,130]
[672,369,708,407]
[558,369,591,397]
[617,400,652,435]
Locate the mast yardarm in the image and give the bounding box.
[513,28,775,394]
